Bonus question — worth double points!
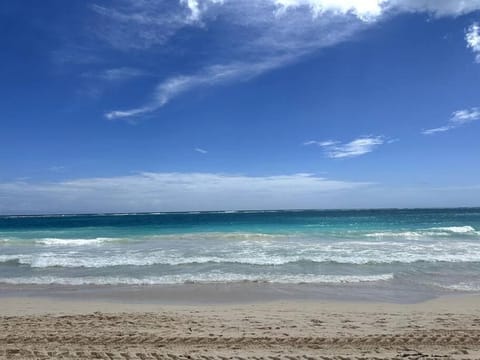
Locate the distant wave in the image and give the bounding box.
[1,232,289,246]
[428,226,477,234]
[0,237,129,246]
[147,232,289,241]
[2,225,477,247]
[34,237,121,246]
[439,281,480,292]
[0,273,394,286]
[365,231,432,239]
[365,225,479,239]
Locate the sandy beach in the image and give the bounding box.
[1,289,480,359]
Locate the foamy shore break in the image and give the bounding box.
[1,294,480,359]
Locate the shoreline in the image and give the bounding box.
[0,280,467,307]
[0,289,479,316]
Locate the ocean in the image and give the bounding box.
[1,208,479,292]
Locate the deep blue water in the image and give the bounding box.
[0,208,479,290]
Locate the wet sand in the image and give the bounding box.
[1,287,480,359]
[0,280,454,305]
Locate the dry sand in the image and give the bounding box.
[1,294,480,359]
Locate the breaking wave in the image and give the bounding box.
[0,273,394,285]
[2,242,480,268]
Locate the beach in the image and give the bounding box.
[4,0,480,357]
[1,290,480,359]
[1,209,480,358]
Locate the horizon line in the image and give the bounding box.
[1,206,479,218]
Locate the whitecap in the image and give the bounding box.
[364,231,425,239]
[428,226,477,234]
[35,237,118,246]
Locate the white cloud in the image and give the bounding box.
[181,0,224,21]
[95,0,480,120]
[0,172,370,214]
[422,107,480,135]
[277,0,480,18]
[274,0,386,21]
[181,0,201,21]
[451,108,480,124]
[4,172,480,213]
[386,0,480,17]
[194,147,208,154]
[305,136,386,158]
[466,22,480,63]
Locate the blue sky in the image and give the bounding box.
[1,0,480,214]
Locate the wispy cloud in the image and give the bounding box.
[194,147,208,154]
[305,136,387,158]
[78,67,151,103]
[90,0,480,120]
[90,0,227,50]
[95,67,149,82]
[105,57,294,119]
[0,172,370,214]
[422,107,480,135]
[91,3,198,50]
[303,140,338,147]
[466,22,480,63]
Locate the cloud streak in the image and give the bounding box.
[422,108,480,135]
[0,172,371,214]
[194,147,208,154]
[105,57,294,119]
[305,136,387,158]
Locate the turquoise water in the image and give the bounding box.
[1,208,480,290]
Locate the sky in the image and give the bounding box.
[1,0,480,214]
